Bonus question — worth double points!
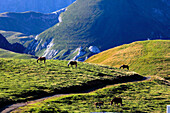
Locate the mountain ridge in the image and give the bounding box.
[30,0,169,60]
[0,0,76,13]
[0,11,65,35]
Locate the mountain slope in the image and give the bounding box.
[0,58,140,109]
[32,0,170,60]
[86,40,170,80]
[0,10,65,35]
[0,34,26,53]
[0,0,75,13]
[0,34,12,50]
[0,30,34,47]
[0,48,37,59]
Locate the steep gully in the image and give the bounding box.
[0,75,151,113]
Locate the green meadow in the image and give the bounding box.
[1,40,169,112]
[9,40,170,113]
[14,80,170,113]
[0,48,36,59]
[86,40,170,80]
[0,58,137,108]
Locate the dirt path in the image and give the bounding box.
[1,77,151,113]
[1,94,69,113]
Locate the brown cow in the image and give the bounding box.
[110,97,122,106]
[37,57,46,64]
[67,61,77,67]
[94,101,104,108]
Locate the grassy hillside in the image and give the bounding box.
[0,30,34,47]
[0,58,142,108]
[0,48,37,59]
[86,40,170,80]
[13,80,170,113]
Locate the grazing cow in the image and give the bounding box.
[119,64,129,70]
[67,61,77,67]
[110,97,122,106]
[94,101,104,108]
[37,57,46,64]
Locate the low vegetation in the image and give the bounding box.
[1,40,169,112]
[0,58,140,108]
[86,40,170,80]
[0,30,34,47]
[0,49,36,59]
[14,80,170,113]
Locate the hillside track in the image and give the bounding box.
[150,75,170,86]
[1,76,152,113]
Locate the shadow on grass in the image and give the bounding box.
[0,74,146,112]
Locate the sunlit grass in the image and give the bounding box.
[0,48,36,59]
[0,58,136,108]
[86,40,170,80]
[16,80,170,113]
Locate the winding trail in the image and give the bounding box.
[1,77,151,113]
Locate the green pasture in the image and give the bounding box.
[86,40,170,80]
[0,48,36,59]
[16,80,170,113]
[0,58,136,108]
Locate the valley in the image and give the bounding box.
[0,0,169,112]
[1,0,169,61]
